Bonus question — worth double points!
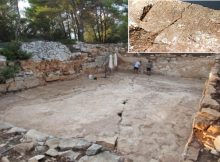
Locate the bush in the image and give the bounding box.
[0,65,19,83]
[1,41,32,61]
[59,39,76,45]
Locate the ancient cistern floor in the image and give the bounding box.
[0,73,204,162]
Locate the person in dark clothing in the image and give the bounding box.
[146,60,153,75]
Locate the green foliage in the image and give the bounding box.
[1,41,32,61]
[59,39,76,45]
[0,65,19,83]
[1,0,128,43]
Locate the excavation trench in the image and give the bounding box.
[0,72,204,162]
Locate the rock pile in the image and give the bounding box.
[21,41,78,61]
[184,59,220,161]
[0,121,124,162]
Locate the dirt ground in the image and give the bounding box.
[0,73,204,162]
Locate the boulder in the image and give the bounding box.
[58,138,91,151]
[45,149,59,157]
[25,129,49,142]
[14,142,35,155]
[45,138,60,149]
[86,144,102,156]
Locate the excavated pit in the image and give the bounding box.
[0,72,204,161]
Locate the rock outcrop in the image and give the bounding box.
[129,0,220,52]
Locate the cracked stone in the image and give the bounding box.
[129,0,220,52]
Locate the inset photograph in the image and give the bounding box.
[128,0,220,53]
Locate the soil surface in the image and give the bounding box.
[0,73,204,161]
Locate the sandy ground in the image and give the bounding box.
[0,73,204,162]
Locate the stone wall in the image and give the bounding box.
[118,53,216,79]
[0,41,127,94]
[183,58,220,162]
[0,41,217,95]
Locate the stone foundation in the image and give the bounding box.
[183,58,220,162]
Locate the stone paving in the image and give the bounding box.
[0,73,204,162]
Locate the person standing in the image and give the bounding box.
[146,60,153,75]
[133,60,141,73]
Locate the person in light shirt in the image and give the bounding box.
[133,60,141,73]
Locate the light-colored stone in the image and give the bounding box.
[201,108,220,118]
[28,155,45,162]
[14,142,35,155]
[45,138,60,149]
[86,144,102,156]
[45,149,59,157]
[58,138,91,151]
[59,150,81,161]
[1,157,10,162]
[201,95,220,110]
[25,129,49,142]
[79,151,121,162]
[0,122,13,130]
[35,145,47,152]
[214,136,220,152]
[7,127,27,134]
[45,74,60,82]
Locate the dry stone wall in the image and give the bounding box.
[183,58,220,162]
[0,41,217,95]
[0,41,126,94]
[118,53,216,79]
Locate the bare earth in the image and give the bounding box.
[0,73,203,162]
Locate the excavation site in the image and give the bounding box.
[0,42,220,162]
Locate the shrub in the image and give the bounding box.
[0,65,19,83]
[1,41,32,61]
[59,39,76,45]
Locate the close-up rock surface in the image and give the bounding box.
[129,0,220,53]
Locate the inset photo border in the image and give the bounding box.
[128,0,220,53]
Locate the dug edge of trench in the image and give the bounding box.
[183,60,220,162]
